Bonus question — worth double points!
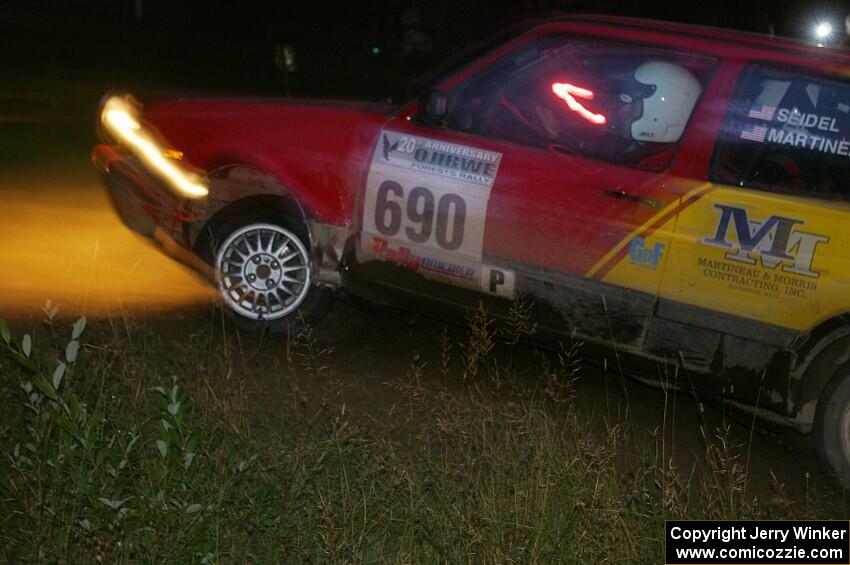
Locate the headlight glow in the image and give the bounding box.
[101,96,208,198]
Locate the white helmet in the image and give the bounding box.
[629,61,702,143]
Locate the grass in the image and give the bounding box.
[0,299,844,563]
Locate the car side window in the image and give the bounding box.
[444,35,715,171]
[711,65,850,200]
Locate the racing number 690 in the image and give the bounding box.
[374,180,466,251]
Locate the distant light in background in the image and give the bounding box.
[371,46,381,55]
[815,21,833,39]
[813,20,834,46]
[273,43,296,72]
[101,96,208,198]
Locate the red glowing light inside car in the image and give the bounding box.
[551,83,607,125]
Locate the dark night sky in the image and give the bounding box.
[93,0,850,43]
[2,0,850,102]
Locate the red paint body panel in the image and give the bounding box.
[146,99,392,226]
[112,14,850,278]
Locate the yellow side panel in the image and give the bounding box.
[600,215,678,297]
[660,185,850,331]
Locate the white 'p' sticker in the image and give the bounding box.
[481,265,516,298]
[362,130,513,297]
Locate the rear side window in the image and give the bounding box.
[711,65,850,200]
[444,36,716,171]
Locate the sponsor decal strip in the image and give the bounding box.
[585,183,714,280]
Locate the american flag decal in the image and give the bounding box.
[740,124,768,142]
[748,103,776,121]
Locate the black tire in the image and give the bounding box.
[814,362,850,489]
[197,212,333,334]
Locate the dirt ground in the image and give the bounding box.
[1,117,845,516]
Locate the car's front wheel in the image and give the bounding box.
[814,363,850,489]
[207,218,332,333]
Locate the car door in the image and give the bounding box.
[355,31,716,348]
[660,61,850,406]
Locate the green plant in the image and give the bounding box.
[0,296,839,563]
[0,317,282,563]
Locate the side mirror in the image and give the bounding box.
[418,89,448,125]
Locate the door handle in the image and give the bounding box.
[603,189,663,209]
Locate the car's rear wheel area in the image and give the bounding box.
[814,363,850,490]
[200,214,333,334]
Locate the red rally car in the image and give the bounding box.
[94,15,850,486]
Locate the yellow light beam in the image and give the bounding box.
[101,96,208,198]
